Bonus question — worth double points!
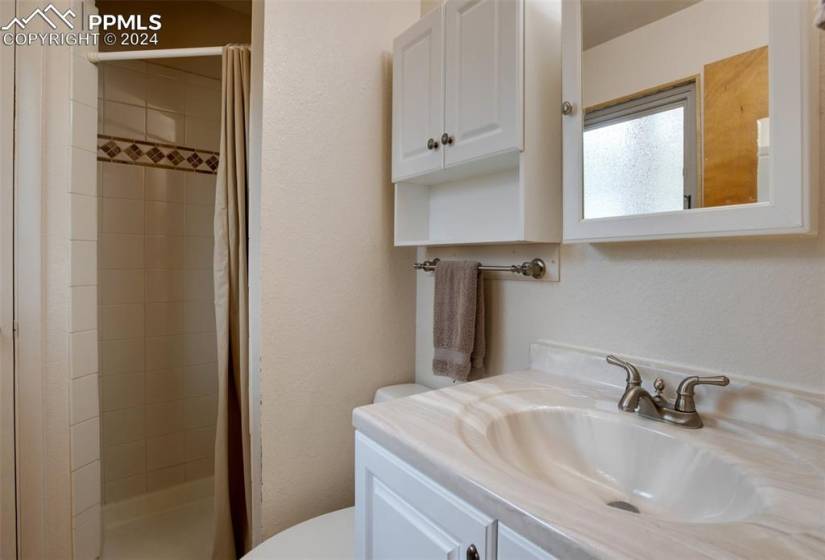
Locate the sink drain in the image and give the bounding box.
[606,500,640,514]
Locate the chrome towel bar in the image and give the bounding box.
[413,257,546,279]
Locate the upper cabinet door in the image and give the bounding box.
[392,7,444,182]
[443,0,523,167]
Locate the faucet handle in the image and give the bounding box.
[675,375,730,413]
[606,355,642,387]
[653,377,665,397]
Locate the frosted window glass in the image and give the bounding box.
[583,107,685,219]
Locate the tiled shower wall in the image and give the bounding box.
[96,62,220,503]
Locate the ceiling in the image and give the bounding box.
[206,0,251,15]
[582,0,702,50]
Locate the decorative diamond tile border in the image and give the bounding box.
[97,135,219,175]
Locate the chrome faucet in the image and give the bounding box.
[606,355,729,429]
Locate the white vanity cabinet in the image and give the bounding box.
[391,0,562,246]
[355,433,556,560]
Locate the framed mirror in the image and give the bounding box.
[562,0,819,242]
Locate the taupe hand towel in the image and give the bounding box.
[432,261,486,381]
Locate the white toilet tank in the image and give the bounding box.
[244,382,432,559]
[373,383,431,403]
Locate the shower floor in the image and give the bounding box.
[102,478,214,560]
[103,496,213,560]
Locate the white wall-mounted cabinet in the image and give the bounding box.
[355,433,556,560]
[392,0,562,246]
[393,7,444,179]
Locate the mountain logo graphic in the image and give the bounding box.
[1,4,76,31]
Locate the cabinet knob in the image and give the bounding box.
[466,544,480,560]
[561,101,575,115]
[441,133,454,145]
[427,138,439,150]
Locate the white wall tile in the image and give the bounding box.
[70,286,98,332]
[71,417,101,470]
[72,55,98,109]
[146,336,186,371]
[145,401,185,437]
[102,100,146,139]
[184,205,213,236]
[71,374,99,425]
[101,162,144,200]
[184,81,220,117]
[183,333,217,366]
[184,426,214,461]
[102,197,144,234]
[183,269,214,302]
[99,338,145,375]
[70,147,98,196]
[145,168,185,203]
[145,269,186,302]
[102,407,145,447]
[147,465,185,492]
[70,330,99,378]
[145,201,185,235]
[146,432,185,470]
[184,172,216,206]
[99,303,145,340]
[184,457,213,481]
[72,460,101,515]
[70,240,97,286]
[147,109,185,144]
[146,302,186,336]
[184,301,215,334]
[184,117,220,152]
[145,369,185,404]
[147,74,186,114]
[183,237,213,270]
[100,233,144,269]
[183,363,217,398]
[99,269,145,304]
[103,66,146,106]
[145,235,184,269]
[184,394,217,429]
[103,440,146,482]
[70,194,98,241]
[100,373,145,412]
[72,503,101,560]
[71,101,98,152]
[105,475,146,503]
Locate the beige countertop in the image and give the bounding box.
[352,343,825,560]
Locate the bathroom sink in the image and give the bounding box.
[480,407,762,523]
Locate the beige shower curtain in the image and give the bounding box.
[212,44,252,560]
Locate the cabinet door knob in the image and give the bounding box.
[427,138,439,150]
[441,133,454,145]
[466,544,480,560]
[561,101,575,115]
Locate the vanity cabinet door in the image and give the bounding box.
[355,433,495,560]
[443,0,523,168]
[392,6,445,182]
[498,524,558,560]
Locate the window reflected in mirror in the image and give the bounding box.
[581,0,769,220]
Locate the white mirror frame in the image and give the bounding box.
[562,0,819,243]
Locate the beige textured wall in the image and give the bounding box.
[258,0,420,537]
[417,31,825,394]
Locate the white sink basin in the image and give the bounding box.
[480,406,763,523]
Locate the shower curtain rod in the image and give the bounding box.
[87,46,226,63]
